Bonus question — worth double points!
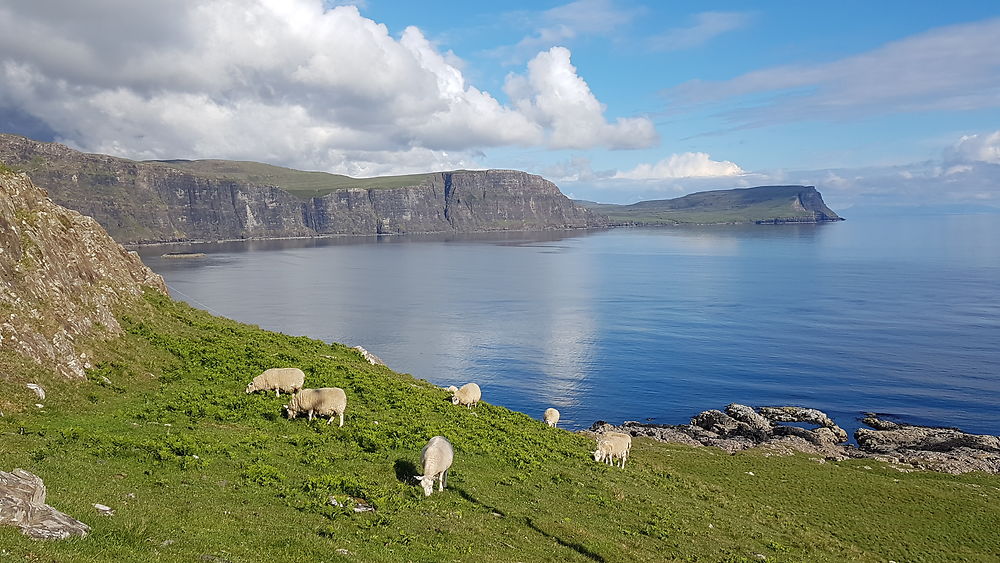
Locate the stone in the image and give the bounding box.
[0,170,167,380]
[0,468,90,540]
[352,346,386,367]
[725,403,772,439]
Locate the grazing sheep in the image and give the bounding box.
[416,436,454,496]
[245,367,305,396]
[593,432,632,468]
[285,387,347,427]
[450,383,481,408]
[544,407,560,427]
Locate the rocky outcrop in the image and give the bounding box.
[855,415,1000,474]
[0,170,167,379]
[0,468,90,540]
[0,134,604,244]
[591,406,1000,474]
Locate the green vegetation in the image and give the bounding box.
[1,292,997,562]
[579,185,842,225]
[154,160,439,199]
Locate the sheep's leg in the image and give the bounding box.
[442,469,448,489]
[308,410,314,422]
[275,389,280,397]
[327,416,333,425]
[339,412,344,427]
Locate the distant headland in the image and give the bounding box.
[1,133,841,245]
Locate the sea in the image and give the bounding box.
[137,214,1000,438]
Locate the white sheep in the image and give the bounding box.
[416,436,454,497]
[544,407,560,427]
[450,383,481,408]
[593,432,632,468]
[245,367,305,396]
[285,387,347,427]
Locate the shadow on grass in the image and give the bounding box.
[453,486,604,562]
[394,459,418,483]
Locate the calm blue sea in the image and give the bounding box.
[138,214,1000,437]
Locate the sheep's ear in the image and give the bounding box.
[414,475,424,482]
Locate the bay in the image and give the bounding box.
[138,214,1000,437]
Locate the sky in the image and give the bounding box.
[1,1,999,209]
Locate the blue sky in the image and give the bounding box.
[1,1,999,209]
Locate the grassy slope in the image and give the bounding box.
[153,160,438,199]
[1,292,998,562]
[581,186,832,225]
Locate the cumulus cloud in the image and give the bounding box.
[0,0,651,175]
[945,130,1000,164]
[505,47,658,150]
[614,152,744,179]
[555,131,1000,208]
[648,11,751,52]
[666,17,1000,127]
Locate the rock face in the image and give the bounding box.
[0,134,604,244]
[855,415,1000,474]
[592,406,1000,474]
[0,468,90,540]
[0,170,167,378]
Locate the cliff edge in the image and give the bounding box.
[0,134,603,244]
[0,168,167,378]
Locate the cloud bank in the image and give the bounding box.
[0,0,655,176]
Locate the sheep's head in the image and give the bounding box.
[415,475,434,497]
[446,385,458,393]
[284,404,296,419]
[244,382,256,394]
[450,395,461,405]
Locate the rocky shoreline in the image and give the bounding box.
[588,404,1000,475]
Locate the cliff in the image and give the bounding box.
[0,134,603,244]
[0,168,167,379]
[579,185,844,225]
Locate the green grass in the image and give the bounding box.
[152,160,440,199]
[1,291,998,562]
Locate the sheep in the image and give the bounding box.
[593,432,632,468]
[285,387,347,427]
[245,367,305,396]
[450,383,481,408]
[544,407,560,427]
[415,436,454,497]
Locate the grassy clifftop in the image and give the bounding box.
[1,292,997,562]
[153,160,439,200]
[580,185,843,225]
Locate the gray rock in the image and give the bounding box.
[725,403,772,439]
[0,468,90,540]
[691,410,748,437]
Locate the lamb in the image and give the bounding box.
[245,367,305,396]
[544,407,560,427]
[285,387,347,427]
[593,432,632,468]
[450,383,481,408]
[415,436,454,497]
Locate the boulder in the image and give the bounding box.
[0,469,90,540]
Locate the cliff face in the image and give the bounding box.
[0,170,167,378]
[0,135,603,244]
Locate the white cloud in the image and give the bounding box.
[614,152,743,179]
[648,11,751,52]
[945,130,1000,164]
[667,18,1000,127]
[0,0,650,175]
[505,47,658,150]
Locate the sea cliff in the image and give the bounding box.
[0,134,603,244]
